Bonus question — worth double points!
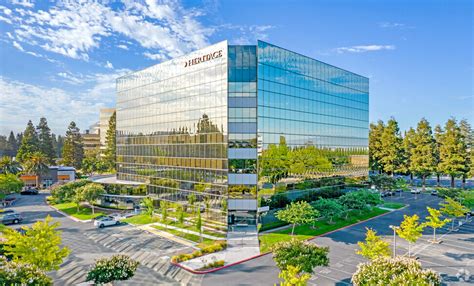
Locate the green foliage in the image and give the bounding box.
[2,216,70,271]
[422,207,450,242]
[338,192,368,214]
[0,156,21,174]
[276,201,319,235]
[259,143,290,184]
[81,183,105,214]
[104,111,116,171]
[277,265,311,286]
[410,119,437,187]
[177,204,185,225]
[369,174,396,190]
[351,256,441,286]
[141,197,154,217]
[81,149,109,175]
[311,198,344,223]
[439,197,469,230]
[196,208,202,240]
[369,120,385,172]
[187,192,196,207]
[436,187,462,199]
[198,259,225,270]
[272,238,329,273]
[16,120,40,163]
[396,214,424,256]
[61,121,84,169]
[459,190,474,209]
[379,118,404,175]
[438,118,469,186]
[36,117,56,164]
[0,173,24,195]
[86,254,139,284]
[0,256,52,286]
[22,151,49,187]
[160,200,168,223]
[356,228,391,260]
[50,179,91,204]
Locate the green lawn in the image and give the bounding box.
[0,224,5,232]
[153,224,214,244]
[259,207,388,253]
[122,214,159,225]
[381,202,405,209]
[52,202,103,220]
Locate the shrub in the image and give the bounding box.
[86,255,139,284]
[171,241,227,263]
[50,180,91,203]
[436,188,462,199]
[0,256,52,286]
[272,239,329,273]
[198,259,225,270]
[352,256,441,286]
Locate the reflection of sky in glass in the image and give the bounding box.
[257,41,369,150]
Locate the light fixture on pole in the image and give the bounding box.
[389,225,399,258]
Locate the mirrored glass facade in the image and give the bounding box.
[116,40,369,230]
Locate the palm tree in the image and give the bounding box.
[23,152,49,188]
[0,156,21,174]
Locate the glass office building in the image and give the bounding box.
[116,40,369,229]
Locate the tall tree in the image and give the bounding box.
[104,111,116,171]
[54,134,65,158]
[438,118,468,187]
[433,125,443,187]
[379,118,403,176]
[0,156,21,174]
[410,118,437,191]
[23,152,49,188]
[368,120,385,172]
[37,117,56,164]
[16,120,39,163]
[402,127,416,183]
[459,119,473,187]
[396,214,425,257]
[6,131,18,157]
[62,121,84,169]
[276,201,319,235]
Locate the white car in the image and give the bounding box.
[410,189,421,194]
[93,216,120,228]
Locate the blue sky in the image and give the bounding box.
[0,0,472,135]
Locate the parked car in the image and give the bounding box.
[93,216,120,228]
[431,190,438,196]
[0,212,23,225]
[411,189,421,194]
[20,188,39,195]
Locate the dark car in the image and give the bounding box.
[0,212,23,225]
[20,188,39,195]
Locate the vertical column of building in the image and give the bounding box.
[227,45,258,226]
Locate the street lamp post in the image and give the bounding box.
[389,225,399,258]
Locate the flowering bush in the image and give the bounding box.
[352,256,441,286]
[86,255,139,284]
[0,255,52,285]
[171,241,227,263]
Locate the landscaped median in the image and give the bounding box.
[48,201,104,221]
[259,207,389,253]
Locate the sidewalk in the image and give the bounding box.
[149,222,225,241]
[180,226,260,271]
[138,224,198,248]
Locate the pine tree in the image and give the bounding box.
[37,117,56,164]
[402,127,416,183]
[16,120,40,163]
[369,120,385,172]
[55,135,65,158]
[410,118,437,191]
[379,118,403,176]
[16,133,23,150]
[459,119,473,187]
[438,118,468,187]
[104,111,116,171]
[6,131,18,157]
[62,121,84,169]
[433,125,443,186]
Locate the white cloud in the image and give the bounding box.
[335,45,396,53]
[379,22,414,29]
[11,0,34,8]
[0,69,130,134]
[223,24,274,45]
[12,41,24,51]
[1,0,214,61]
[143,51,166,60]
[117,44,129,50]
[105,61,113,69]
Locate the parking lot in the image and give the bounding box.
[2,192,201,285]
[202,193,474,286]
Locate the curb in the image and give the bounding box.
[46,199,92,223]
[173,206,401,274]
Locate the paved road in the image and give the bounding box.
[202,193,474,286]
[4,192,201,285]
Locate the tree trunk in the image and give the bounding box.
[433,228,436,242]
[410,173,414,185]
[408,242,411,257]
[452,218,455,230]
[291,223,296,235]
[91,204,95,215]
[451,176,455,188]
[462,177,466,188]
